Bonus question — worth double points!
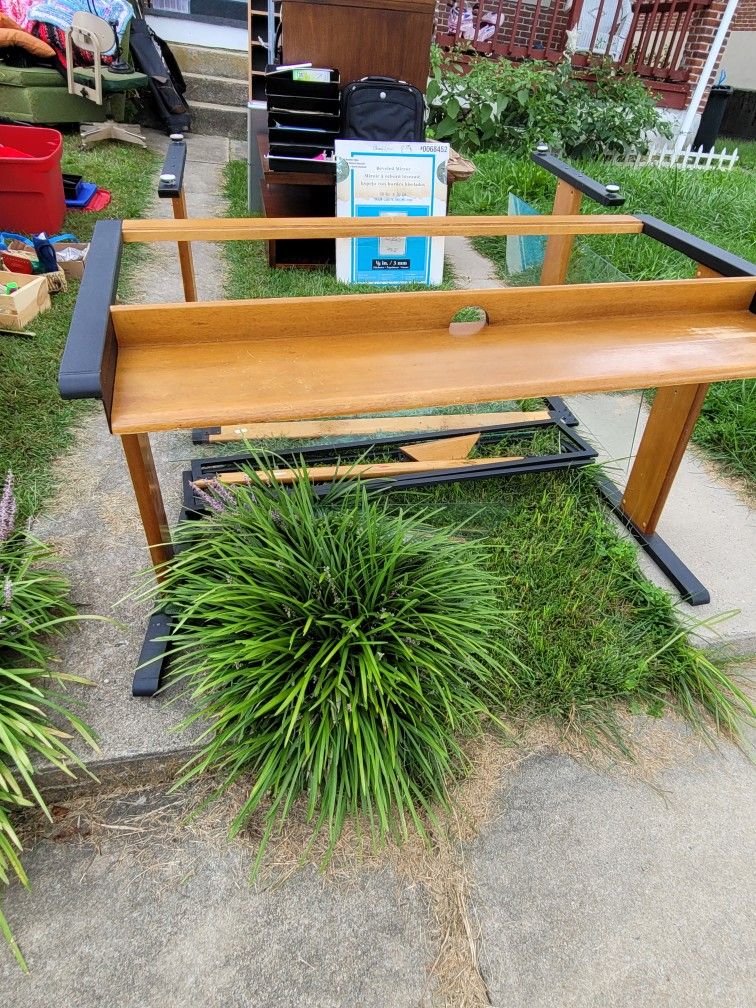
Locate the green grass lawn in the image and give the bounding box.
[220,160,754,748]
[391,468,750,746]
[720,138,756,170]
[451,154,756,489]
[0,139,159,519]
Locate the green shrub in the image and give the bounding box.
[0,472,97,971]
[147,472,517,868]
[427,46,669,155]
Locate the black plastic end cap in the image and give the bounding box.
[191,427,220,444]
[132,610,172,697]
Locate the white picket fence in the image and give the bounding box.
[608,145,740,170]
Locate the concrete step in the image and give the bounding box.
[184,71,247,107]
[172,42,247,80]
[189,99,246,140]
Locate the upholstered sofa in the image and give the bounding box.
[0,21,138,124]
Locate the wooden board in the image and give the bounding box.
[111,277,754,346]
[540,181,582,286]
[696,265,723,279]
[400,433,479,461]
[120,214,644,244]
[195,455,523,487]
[621,383,709,534]
[200,412,551,441]
[108,277,756,434]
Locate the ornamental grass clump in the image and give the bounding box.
[153,473,517,867]
[0,472,97,970]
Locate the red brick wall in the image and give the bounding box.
[683,1,734,113]
[731,0,756,30]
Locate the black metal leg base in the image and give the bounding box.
[132,610,173,696]
[545,396,579,427]
[596,477,710,606]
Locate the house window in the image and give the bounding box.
[150,0,191,13]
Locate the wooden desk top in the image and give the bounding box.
[108,277,756,435]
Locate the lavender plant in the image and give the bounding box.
[0,471,97,971]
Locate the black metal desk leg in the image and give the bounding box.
[596,477,710,606]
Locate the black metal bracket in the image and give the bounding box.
[531,148,625,206]
[637,214,756,280]
[157,135,187,199]
[596,476,710,605]
[132,609,173,697]
[545,396,579,427]
[192,426,221,444]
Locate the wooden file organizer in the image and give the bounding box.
[59,210,756,611]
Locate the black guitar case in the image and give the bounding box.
[129,17,192,134]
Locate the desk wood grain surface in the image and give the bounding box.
[108,278,756,434]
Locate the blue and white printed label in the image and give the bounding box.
[335,141,449,286]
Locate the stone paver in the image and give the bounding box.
[471,744,756,1008]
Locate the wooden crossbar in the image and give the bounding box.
[195,455,524,487]
[197,413,551,443]
[120,214,644,243]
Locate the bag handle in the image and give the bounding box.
[357,75,409,86]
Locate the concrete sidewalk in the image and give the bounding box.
[34,130,236,790]
[3,732,754,1006]
[472,740,756,1008]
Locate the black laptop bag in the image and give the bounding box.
[129,17,191,134]
[341,76,425,141]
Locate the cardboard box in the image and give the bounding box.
[3,239,89,281]
[0,273,51,331]
[52,241,89,280]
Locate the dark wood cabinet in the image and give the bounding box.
[261,0,434,266]
[281,0,434,93]
[257,136,336,268]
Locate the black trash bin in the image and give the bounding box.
[692,85,734,151]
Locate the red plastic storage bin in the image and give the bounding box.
[0,124,65,235]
